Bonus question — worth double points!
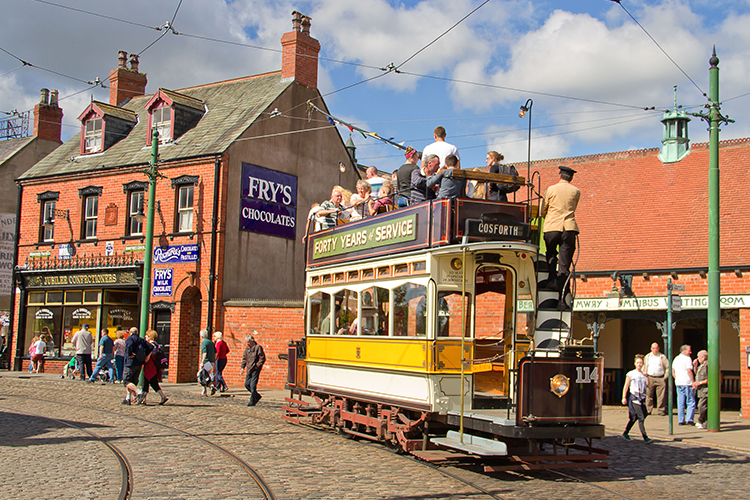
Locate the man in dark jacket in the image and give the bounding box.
[122,327,153,405]
[410,154,440,205]
[240,332,266,406]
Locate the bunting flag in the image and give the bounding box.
[306,101,410,152]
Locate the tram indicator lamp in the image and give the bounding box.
[450,258,462,270]
[550,374,570,397]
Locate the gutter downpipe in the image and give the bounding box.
[206,155,221,334]
[8,183,22,370]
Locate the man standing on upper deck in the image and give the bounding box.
[410,154,440,205]
[541,166,580,299]
[422,126,460,168]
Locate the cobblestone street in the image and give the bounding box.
[2,374,749,499]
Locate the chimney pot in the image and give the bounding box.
[49,90,59,107]
[301,16,311,35]
[292,10,302,31]
[40,88,50,105]
[129,54,139,72]
[118,50,128,68]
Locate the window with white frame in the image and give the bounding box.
[153,106,172,142]
[84,118,102,153]
[127,190,144,236]
[41,200,55,242]
[177,184,193,232]
[83,195,98,239]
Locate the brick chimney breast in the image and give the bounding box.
[33,88,63,143]
[280,12,320,89]
[109,51,147,106]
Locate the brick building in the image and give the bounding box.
[8,14,360,388]
[532,105,749,416]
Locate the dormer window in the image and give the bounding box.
[78,101,137,155]
[145,88,204,145]
[84,118,102,153]
[153,106,172,142]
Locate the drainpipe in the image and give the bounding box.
[206,155,221,333]
[8,183,22,370]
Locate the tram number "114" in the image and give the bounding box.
[575,366,599,384]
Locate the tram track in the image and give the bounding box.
[0,405,133,500]
[2,394,277,500]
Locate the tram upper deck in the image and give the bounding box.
[306,170,531,270]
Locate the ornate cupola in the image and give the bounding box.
[658,86,691,163]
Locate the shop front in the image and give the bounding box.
[15,258,143,372]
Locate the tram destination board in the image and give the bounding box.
[464,218,529,241]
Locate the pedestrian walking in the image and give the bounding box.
[89,329,115,383]
[213,331,229,393]
[138,330,168,405]
[31,335,46,373]
[122,327,153,405]
[240,333,265,406]
[199,329,216,396]
[621,354,653,443]
[693,350,709,429]
[672,344,696,425]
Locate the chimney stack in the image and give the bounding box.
[108,50,147,106]
[280,11,320,89]
[33,88,63,143]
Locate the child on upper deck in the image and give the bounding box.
[426,154,465,199]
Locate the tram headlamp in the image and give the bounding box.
[450,258,462,271]
[550,374,570,398]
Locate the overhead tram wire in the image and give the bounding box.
[138,0,184,56]
[394,0,492,70]
[29,0,158,30]
[0,45,106,87]
[611,0,707,98]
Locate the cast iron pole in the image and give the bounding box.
[138,129,159,340]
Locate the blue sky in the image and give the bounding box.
[2,0,749,172]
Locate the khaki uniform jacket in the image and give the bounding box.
[541,180,580,233]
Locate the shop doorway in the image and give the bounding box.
[153,310,171,377]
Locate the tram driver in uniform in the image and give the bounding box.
[541,166,580,305]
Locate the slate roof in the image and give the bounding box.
[20,72,290,180]
[0,136,34,164]
[158,88,205,111]
[89,101,138,122]
[533,138,750,272]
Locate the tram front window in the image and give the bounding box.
[334,290,358,335]
[393,283,427,337]
[437,291,472,337]
[361,286,389,336]
[475,266,509,340]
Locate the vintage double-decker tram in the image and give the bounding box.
[284,171,607,471]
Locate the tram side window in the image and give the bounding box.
[393,283,427,337]
[334,289,358,335]
[361,286,389,336]
[309,292,332,335]
[437,291,472,338]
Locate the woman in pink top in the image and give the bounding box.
[214,331,230,392]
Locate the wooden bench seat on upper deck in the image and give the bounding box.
[449,169,526,190]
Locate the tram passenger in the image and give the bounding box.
[621,354,653,443]
[486,151,520,202]
[318,187,345,230]
[396,147,420,208]
[303,203,322,243]
[540,166,580,298]
[422,126,460,168]
[348,180,373,221]
[410,154,440,205]
[370,181,395,216]
[427,154,464,199]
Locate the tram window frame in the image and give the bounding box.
[308,291,332,335]
[360,286,390,336]
[436,290,472,338]
[333,289,358,335]
[392,282,428,338]
[474,265,511,341]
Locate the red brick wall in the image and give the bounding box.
[741,309,750,418]
[220,304,304,389]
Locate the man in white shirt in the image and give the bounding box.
[422,126,460,168]
[365,166,388,193]
[643,342,669,415]
[672,344,696,425]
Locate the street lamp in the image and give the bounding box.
[138,128,160,343]
[519,99,533,203]
[42,208,69,230]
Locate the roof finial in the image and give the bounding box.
[673,85,678,111]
